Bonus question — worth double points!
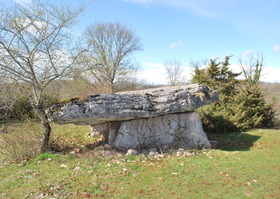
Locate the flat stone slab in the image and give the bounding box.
[48,83,218,125]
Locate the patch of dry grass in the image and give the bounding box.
[0,120,42,162]
[260,82,280,127]
[0,121,97,163]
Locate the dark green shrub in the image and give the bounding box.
[12,96,34,119]
[232,83,275,130]
[192,56,275,133]
[11,95,58,120]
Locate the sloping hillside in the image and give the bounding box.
[260,82,280,127]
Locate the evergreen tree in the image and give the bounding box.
[191,56,275,133]
[232,83,275,130]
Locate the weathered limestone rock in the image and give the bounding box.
[112,112,210,150]
[48,83,218,125]
[48,84,218,150]
[90,123,110,137]
[126,149,138,156]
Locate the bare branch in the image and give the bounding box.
[0,0,89,152]
[239,52,264,85]
[81,22,142,91]
[164,59,183,86]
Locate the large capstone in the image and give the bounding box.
[48,83,218,125]
[48,83,218,150]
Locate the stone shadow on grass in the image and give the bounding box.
[208,132,261,151]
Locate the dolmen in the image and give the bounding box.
[48,83,218,151]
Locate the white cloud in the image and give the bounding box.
[12,18,49,36]
[273,44,280,53]
[139,61,280,85]
[138,62,193,85]
[138,62,166,84]
[169,41,184,49]
[13,0,32,6]
[229,63,280,83]
[229,63,242,74]
[261,66,280,83]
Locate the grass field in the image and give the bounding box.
[0,122,279,198]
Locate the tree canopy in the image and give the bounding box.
[0,0,88,152]
[81,21,142,92]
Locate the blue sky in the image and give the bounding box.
[7,0,280,83]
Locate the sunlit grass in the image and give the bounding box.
[0,122,279,198]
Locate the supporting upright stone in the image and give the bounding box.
[112,112,210,150]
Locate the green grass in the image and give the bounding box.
[0,123,279,198]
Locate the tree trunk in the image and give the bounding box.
[34,107,52,153]
[41,118,51,153]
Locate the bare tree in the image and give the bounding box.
[82,22,142,92]
[0,1,88,152]
[164,59,183,86]
[239,52,264,85]
[189,58,210,70]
